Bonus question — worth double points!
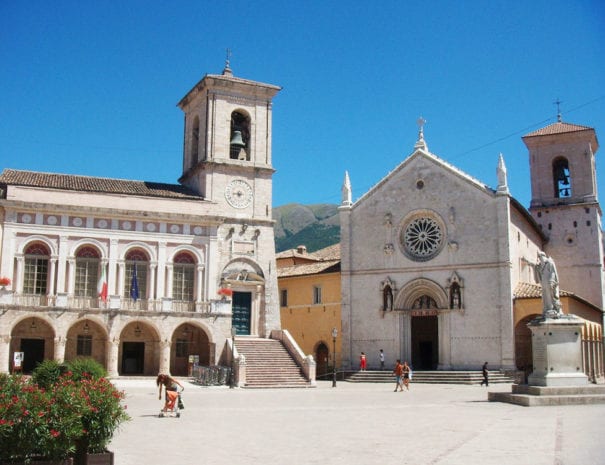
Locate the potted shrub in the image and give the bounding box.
[0,373,81,464]
[0,359,129,465]
[72,374,129,465]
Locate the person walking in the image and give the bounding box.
[402,361,411,390]
[359,352,367,371]
[393,359,404,391]
[379,349,385,370]
[480,362,489,387]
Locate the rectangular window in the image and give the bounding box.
[280,289,288,307]
[75,259,99,297]
[77,335,92,356]
[313,285,322,305]
[173,265,195,301]
[24,257,48,295]
[124,263,147,299]
[176,339,188,358]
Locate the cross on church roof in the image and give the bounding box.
[554,98,562,122]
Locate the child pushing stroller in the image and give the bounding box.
[156,373,184,418]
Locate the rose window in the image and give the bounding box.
[402,217,443,261]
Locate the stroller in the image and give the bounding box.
[159,387,184,418]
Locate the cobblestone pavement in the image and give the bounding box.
[109,379,605,465]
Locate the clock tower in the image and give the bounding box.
[177,62,281,218]
[177,63,282,337]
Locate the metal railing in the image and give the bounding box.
[192,365,232,386]
[9,292,217,315]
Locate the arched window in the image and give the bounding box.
[173,252,195,302]
[553,157,571,198]
[24,243,49,295]
[229,111,250,160]
[124,249,148,300]
[191,115,200,167]
[75,246,100,298]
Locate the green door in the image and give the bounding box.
[232,292,252,335]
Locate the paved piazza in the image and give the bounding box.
[110,379,604,465]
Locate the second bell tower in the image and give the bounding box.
[523,120,604,308]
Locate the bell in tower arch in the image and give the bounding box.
[230,130,245,148]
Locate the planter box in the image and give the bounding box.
[12,459,73,465]
[74,451,114,465]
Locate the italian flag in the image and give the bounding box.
[97,264,108,302]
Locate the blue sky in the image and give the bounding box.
[1,1,604,209]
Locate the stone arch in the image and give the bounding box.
[396,278,448,310]
[10,315,56,373]
[515,314,538,375]
[169,245,204,264]
[221,257,265,285]
[121,242,156,262]
[117,320,161,376]
[314,341,331,378]
[69,238,107,259]
[230,109,252,160]
[65,317,109,368]
[170,321,214,375]
[17,236,57,255]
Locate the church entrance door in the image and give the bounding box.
[411,315,438,369]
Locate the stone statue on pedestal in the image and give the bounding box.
[534,251,563,318]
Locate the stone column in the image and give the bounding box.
[15,255,24,292]
[67,258,76,295]
[0,335,11,373]
[107,339,120,377]
[159,340,171,374]
[149,262,157,301]
[437,310,452,370]
[117,261,125,297]
[48,257,58,296]
[196,264,204,302]
[401,312,412,363]
[165,264,173,299]
[54,336,66,363]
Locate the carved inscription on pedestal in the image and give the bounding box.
[533,332,547,371]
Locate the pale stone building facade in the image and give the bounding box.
[0,64,282,376]
[339,121,604,374]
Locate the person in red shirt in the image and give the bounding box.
[359,352,367,371]
[393,359,404,392]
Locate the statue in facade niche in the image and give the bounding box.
[534,251,563,318]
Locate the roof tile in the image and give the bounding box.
[0,169,203,200]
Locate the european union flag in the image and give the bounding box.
[130,264,140,301]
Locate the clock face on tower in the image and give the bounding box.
[225,179,253,208]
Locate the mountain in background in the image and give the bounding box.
[273,203,340,253]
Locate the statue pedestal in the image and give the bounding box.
[527,316,588,387]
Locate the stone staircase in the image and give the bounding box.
[234,337,312,388]
[345,370,515,385]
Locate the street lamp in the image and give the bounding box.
[230,326,237,389]
[331,327,338,387]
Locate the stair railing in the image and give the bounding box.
[271,329,316,385]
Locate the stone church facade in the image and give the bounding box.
[339,120,604,375]
[0,64,282,376]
